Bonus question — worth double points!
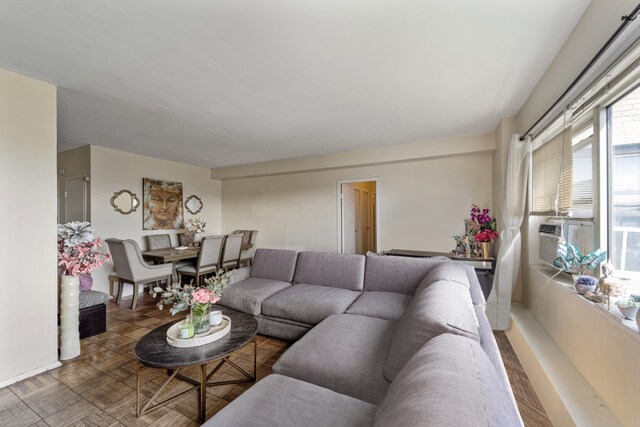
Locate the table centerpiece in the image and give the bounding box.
[150,270,232,337]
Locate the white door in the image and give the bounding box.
[341,183,356,254]
[65,177,87,222]
[361,190,370,254]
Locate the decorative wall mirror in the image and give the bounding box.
[110,189,140,215]
[185,195,203,214]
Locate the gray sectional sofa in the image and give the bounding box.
[204,249,523,427]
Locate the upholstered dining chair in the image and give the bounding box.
[106,238,173,309]
[236,230,258,267]
[221,233,244,270]
[145,234,172,250]
[177,235,225,285]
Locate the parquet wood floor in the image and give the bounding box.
[1,292,551,426]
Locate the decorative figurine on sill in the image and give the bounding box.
[596,260,626,310]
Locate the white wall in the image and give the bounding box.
[517,0,639,133]
[220,134,494,253]
[0,68,58,384]
[90,145,222,295]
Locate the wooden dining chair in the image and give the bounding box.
[177,235,225,285]
[106,238,173,309]
[221,233,244,271]
[237,230,258,267]
[145,234,172,250]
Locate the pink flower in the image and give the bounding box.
[474,229,499,242]
[191,288,217,304]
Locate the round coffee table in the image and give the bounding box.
[135,306,258,423]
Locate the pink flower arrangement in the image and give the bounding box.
[191,287,220,305]
[57,222,111,277]
[469,204,499,242]
[474,229,499,242]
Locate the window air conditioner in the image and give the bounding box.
[538,223,562,267]
[538,221,594,269]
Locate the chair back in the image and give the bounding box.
[106,238,148,282]
[234,230,257,245]
[197,235,225,270]
[145,234,171,250]
[221,234,244,267]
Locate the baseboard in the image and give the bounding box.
[0,361,62,389]
[507,303,622,427]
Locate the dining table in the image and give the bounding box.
[142,246,200,282]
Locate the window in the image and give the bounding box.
[608,85,640,290]
[530,117,594,219]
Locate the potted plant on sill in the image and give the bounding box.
[552,242,607,295]
[615,295,640,320]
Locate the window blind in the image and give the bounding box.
[571,127,594,218]
[531,126,573,215]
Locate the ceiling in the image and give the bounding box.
[0,0,590,168]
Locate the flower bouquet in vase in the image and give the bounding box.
[57,221,111,359]
[151,270,232,337]
[468,205,499,258]
[183,218,206,246]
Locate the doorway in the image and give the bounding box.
[64,176,89,222]
[339,179,378,254]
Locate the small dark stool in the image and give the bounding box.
[79,290,110,339]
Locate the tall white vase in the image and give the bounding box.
[59,275,80,360]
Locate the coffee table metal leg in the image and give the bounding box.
[200,364,207,424]
[136,361,141,417]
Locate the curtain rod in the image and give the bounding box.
[519,3,640,141]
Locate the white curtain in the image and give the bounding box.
[486,134,531,330]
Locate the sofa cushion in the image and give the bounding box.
[203,374,376,427]
[364,254,441,294]
[415,261,470,293]
[273,314,395,404]
[255,314,312,341]
[345,291,413,321]
[383,280,479,381]
[293,251,365,291]
[250,249,298,282]
[79,290,110,309]
[373,334,523,427]
[218,277,292,315]
[262,284,360,325]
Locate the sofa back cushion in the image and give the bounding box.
[250,249,298,282]
[363,255,441,295]
[383,280,479,381]
[373,334,523,427]
[293,251,365,291]
[415,262,470,293]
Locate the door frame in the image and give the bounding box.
[64,175,89,222]
[337,177,380,253]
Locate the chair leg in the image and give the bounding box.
[131,283,139,310]
[116,280,124,304]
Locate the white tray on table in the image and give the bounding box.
[166,315,231,348]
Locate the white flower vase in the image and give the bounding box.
[59,275,81,360]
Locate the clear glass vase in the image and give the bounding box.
[191,302,211,334]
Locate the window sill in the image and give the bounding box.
[533,265,640,340]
